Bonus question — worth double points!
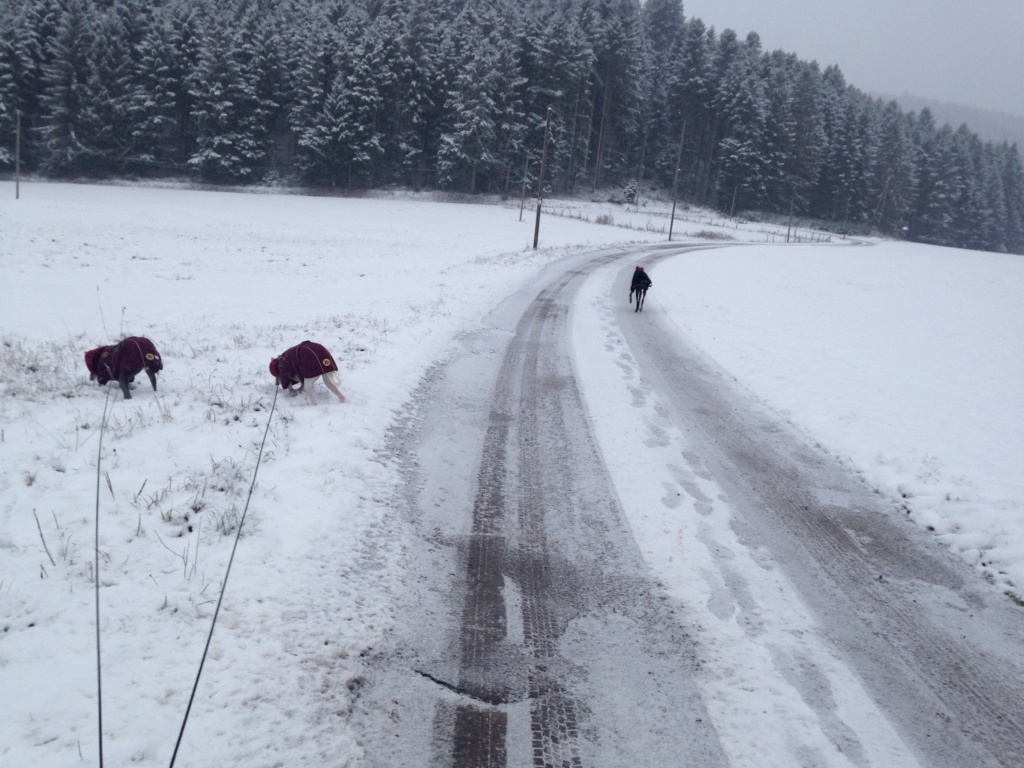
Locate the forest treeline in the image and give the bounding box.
[2,0,1022,254]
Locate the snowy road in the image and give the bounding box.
[356,245,1024,767]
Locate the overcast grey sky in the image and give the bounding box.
[680,0,1024,118]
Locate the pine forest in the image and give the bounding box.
[1,0,1022,254]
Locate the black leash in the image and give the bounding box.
[93,380,116,768]
[168,385,279,767]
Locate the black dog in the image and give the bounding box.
[630,266,652,312]
[85,337,163,399]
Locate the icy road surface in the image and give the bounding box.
[356,245,1024,768]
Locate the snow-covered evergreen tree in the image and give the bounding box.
[872,101,917,235]
[909,111,962,245]
[812,70,875,225]
[81,0,146,173]
[334,40,385,187]
[713,32,769,212]
[674,18,716,202]
[130,2,201,172]
[486,39,527,195]
[357,9,419,187]
[640,0,685,186]
[761,52,824,215]
[584,0,645,190]
[187,3,274,183]
[517,4,594,194]
[0,0,61,170]
[1,0,1019,253]
[996,143,1024,254]
[0,13,17,166]
[287,3,340,183]
[435,10,498,191]
[38,0,95,176]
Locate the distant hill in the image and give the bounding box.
[873,93,1024,149]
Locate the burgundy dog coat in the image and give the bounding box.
[270,341,338,390]
[85,337,162,397]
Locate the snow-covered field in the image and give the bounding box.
[1,181,1021,767]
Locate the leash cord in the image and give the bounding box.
[168,385,279,767]
[94,382,115,768]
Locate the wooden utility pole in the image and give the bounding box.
[874,175,893,228]
[533,107,552,250]
[633,128,648,211]
[786,187,795,243]
[592,75,611,192]
[668,118,687,241]
[519,157,529,222]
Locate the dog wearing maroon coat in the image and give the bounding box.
[84,336,163,400]
[270,340,346,405]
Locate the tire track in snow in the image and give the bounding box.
[446,248,728,767]
[614,248,1024,768]
[364,246,728,767]
[451,269,597,767]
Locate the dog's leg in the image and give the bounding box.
[119,372,133,399]
[322,372,346,404]
[146,368,158,391]
[304,378,319,406]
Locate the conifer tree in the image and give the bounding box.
[370,15,420,186]
[674,18,716,201]
[872,101,917,235]
[288,5,341,183]
[909,112,962,245]
[1,0,1020,253]
[974,143,1008,252]
[584,0,644,190]
[131,3,201,172]
[82,2,143,173]
[517,5,594,194]
[38,0,95,175]
[0,13,17,166]
[761,52,825,215]
[391,1,447,189]
[0,5,38,167]
[811,65,854,221]
[187,4,273,183]
[435,14,498,191]
[640,0,685,186]
[335,41,385,187]
[713,32,768,212]
[998,143,1024,253]
[0,0,63,170]
[487,39,527,195]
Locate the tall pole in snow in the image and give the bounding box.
[786,187,795,243]
[15,110,21,200]
[519,157,529,222]
[533,107,552,250]
[668,118,687,241]
[634,126,648,211]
